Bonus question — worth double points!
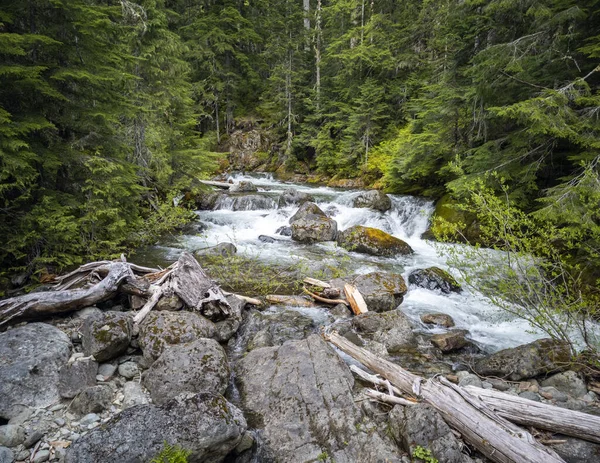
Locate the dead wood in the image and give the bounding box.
[302,286,349,306]
[303,277,331,288]
[265,294,320,308]
[344,284,368,315]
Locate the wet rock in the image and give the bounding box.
[0,447,13,463]
[474,338,571,381]
[431,330,469,353]
[352,190,392,212]
[81,312,131,362]
[421,312,455,327]
[213,294,245,343]
[291,214,338,243]
[344,272,407,312]
[194,242,237,257]
[155,294,183,311]
[330,303,352,319]
[408,267,462,294]
[229,181,258,193]
[553,435,600,463]
[138,310,216,361]
[222,194,277,211]
[0,323,71,418]
[352,310,417,353]
[288,201,326,224]
[337,225,413,257]
[389,404,473,463]
[0,425,25,448]
[278,188,314,207]
[143,338,229,405]
[59,358,98,399]
[235,335,402,463]
[66,393,246,463]
[71,385,113,415]
[541,370,588,398]
[118,362,139,379]
[195,191,222,210]
[258,235,277,243]
[275,226,292,236]
[122,382,149,409]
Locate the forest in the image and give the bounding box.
[1,0,599,291]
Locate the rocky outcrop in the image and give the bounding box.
[291,214,338,243]
[138,311,216,361]
[288,201,326,224]
[337,225,413,257]
[278,188,314,207]
[352,190,392,212]
[235,335,402,463]
[332,272,407,312]
[0,323,71,418]
[143,338,230,405]
[352,310,417,353]
[474,338,571,381]
[408,267,462,294]
[65,393,247,463]
[81,312,131,362]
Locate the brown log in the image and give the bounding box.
[344,284,368,315]
[302,286,349,306]
[303,277,331,288]
[464,385,600,444]
[323,331,565,463]
[266,295,319,308]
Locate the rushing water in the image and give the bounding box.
[137,172,544,353]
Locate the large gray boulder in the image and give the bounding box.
[352,310,417,353]
[278,188,314,207]
[288,201,326,224]
[291,214,338,243]
[82,312,132,362]
[58,358,98,399]
[138,311,216,361]
[332,272,407,312]
[474,338,571,381]
[65,393,246,463]
[71,385,112,415]
[235,335,402,463]
[337,225,413,257]
[408,267,462,294]
[0,323,71,418]
[143,338,229,405]
[552,436,600,463]
[352,190,392,212]
[229,181,258,193]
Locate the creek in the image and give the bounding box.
[136,172,544,353]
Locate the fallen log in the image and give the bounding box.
[302,286,349,306]
[199,179,232,189]
[303,277,331,289]
[265,294,319,308]
[464,385,600,444]
[323,330,565,463]
[344,284,368,315]
[222,291,262,306]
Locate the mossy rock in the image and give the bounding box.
[291,214,338,243]
[408,267,462,294]
[81,312,132,362]
[289,201,327,224]
[337,225,413,257]
[425,195,481,243]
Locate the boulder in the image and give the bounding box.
[229,181,258,193]
[138,311,216,361]
[288,202,326,224]
[389,404,473,463]
[258,235,277,243]
[421,312,455,327]
[430,330,469,353]
[0,425,25,448]
[278,188,314,207]
[220,194,277,211]
[0,323,71,418]
[143,338,229,405]
[337,225,413,257]
[81,312,131,362]
[408,267,462,294]
[65,393,247,463]
[58,358,98,399]
[552,436,600,463]
[291,214,338,243]
[71,385,112,415]
[235,335,402,463]
[275,226,292,237]
[195,191,223,210]
[474,338,571,381]
[122,382,149,409]
[194,242,237,258]
[352,310,417,353]
[541,370,588,398]
[155,294,183,312]
[352,190,392,212]
[332,272,407,312]
[0,447,13,463]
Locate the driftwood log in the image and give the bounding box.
[199,179,232,189]
[323,330,565,463]
[344,284,368,315]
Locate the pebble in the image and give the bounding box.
[48,404,64,412]
[31,449,50,463]
[97,363,117,380]
[519,391,541,402]
[23,430,44,448]
[79,414,99,427]
[70,433,81,442]
[481,381,493,389]
[488,379,511,392]
[117,362,139,379]
[54,418,65,427]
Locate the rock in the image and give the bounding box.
[59,358,98,399]
[421,312,455,328]
[430,330,469,353]
[229,181,258,193]
[488,378,511,391]
[291,214,338,243]
[389,404,473,463]
[0,425,25,448]
[457,372,482,389]
[235,335,402,463]
[66,393,246,463]
[352,310,417,353]
[474,338,571,381]
[97,363,117,381]
[275,226,292,236]
[0,447,13,463]
[258,235,277,243]
[71,385,112,415]
[0,323,71,418]
[519,391,541,402]
[81,312,132,362]
[23,431,43,448]
[155,294,183,311]
[79,413,100,426]
[234,432,254,454]
[330,303,352,319]
[552,436,600,463]
[352,190,392,212]
[122,382,149,409]
[540,386,569,402]
[288,201,326,224]
[541,370,588,398]
[278,188,314,207]
[336,272,407,312]
[138,311,216,361]
[337,225,413,257]
[213,294,245,343]
[75,307,103,319]
[408,267,462,294]
[194,242,237,257]
[219,193,277,211]
[143,338,229,405]
[117,362,138,379]
[31,450,50,463]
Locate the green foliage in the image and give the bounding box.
[412,445,438,463]
[150,442,191,463]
